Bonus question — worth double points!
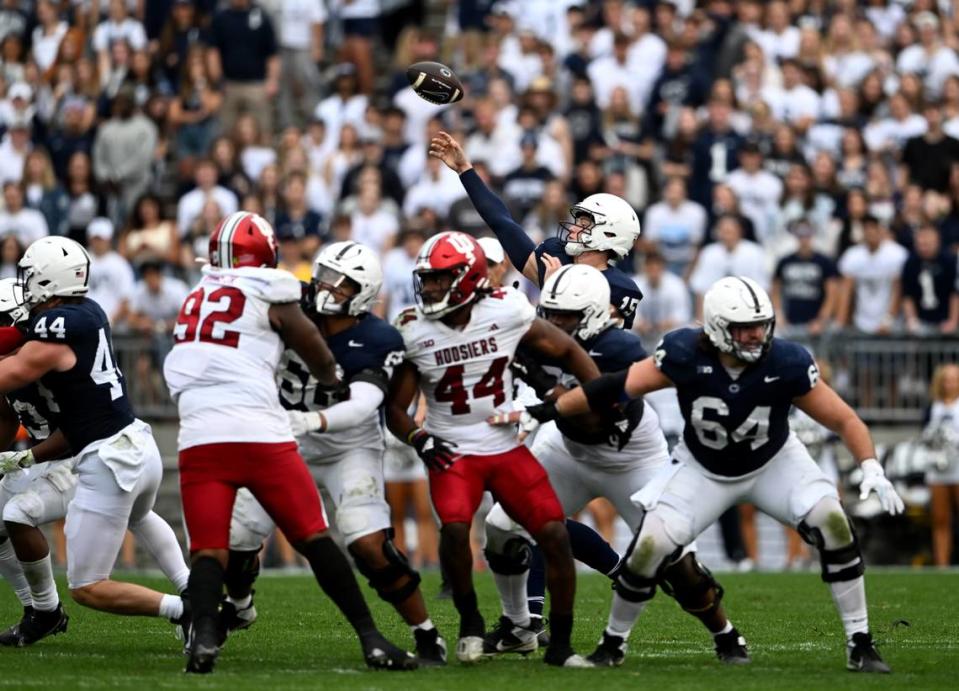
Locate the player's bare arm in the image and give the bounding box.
[0,340,76,393]
[793,379,876,463]
[269,302,337,387]
[385,361,421,442]
[429,131,541,284]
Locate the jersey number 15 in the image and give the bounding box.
[174,287,246,348]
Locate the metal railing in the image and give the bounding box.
[113,333,959,426]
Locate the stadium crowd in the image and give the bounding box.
[0,0,956,568]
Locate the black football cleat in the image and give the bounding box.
[414,627,448,666]
[714,627,751,665]
[529,615,550,648]
[0,604,68,647]
[847,632,891,673]
[361,632,418,671]
[543,644,593,668]
[586,631,626,667]
[185,620,220,674]
[482,615,538,656]
[217,592,257,645]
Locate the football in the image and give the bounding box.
[406,61,464,105]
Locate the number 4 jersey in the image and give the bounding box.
[26,298,135,452]
[397,287,536,456]
[655,327,819,477]
[163,265,301,450]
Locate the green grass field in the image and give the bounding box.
[0,570,955,690]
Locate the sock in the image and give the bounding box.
[0,538,31,607]
[829,577,869,640]
[493,571,530,627]
[411,618,435,633]
[713,621,734,637]
[188,556,225,636]
[299,537,376,637]
[548,611,572,649]
[526,546,546,617]
[566,519,620,575]
[605,592,648,639]
[21,555,58,612]
[131,512,191,594]
[226,594,252,609]
[224,549,260,600]
[158,594,183,620]
[452,588,479,620]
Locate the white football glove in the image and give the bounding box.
[0,448,35,475]
[858,458,904,515]
[288,411,323,437]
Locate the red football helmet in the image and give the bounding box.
[413,231,489,319]
[208,211,278,269]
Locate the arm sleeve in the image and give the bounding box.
[459,168,537,276]
[321,381,384,433]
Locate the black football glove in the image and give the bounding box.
[410,430,459,472]
[315,380,351,407]
[611,399,645,452]
[510,349,558,398]
[524,401,559,424]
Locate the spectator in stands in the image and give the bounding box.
[689,97,742,206]
[899,225,959,335]
[925,363,959,567]
[645,39,709,139]
[31,0,67,76]
[168,47,222,178]
[378,225,423,322]
[275,171,324,259]
[92,89,157,224]
[47,97,96,182]
[276,233,311,282]
[689,214,770,317]
[0,0,27,46]
[632,250,691,347]
[208,0,279,134]
[92,0,147,81]
[211,136,254,200]
[275,0,326,129]
[772,219,839,337]
[86,217,135,325]
[155,0,209,91]
[0,181,48,246]
[176,158,238,238]
[314,64,367,155]
[643,175,707,277]
[502,131,553,220]
[726,138,783,246]
[121,193,179,268]
[837,214,908,335]
[863,91,927,155]
[897,11,959,99]
[0,115,31,183]
[349,177,398,256]
[0,233,22,279]
[22,149,68,237]
[902,99,959,193]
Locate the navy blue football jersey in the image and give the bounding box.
[25,299,135,451]
[535,237,643,329]
[654,328,819,477]
[7,382,60,443]
[278,313,405,412]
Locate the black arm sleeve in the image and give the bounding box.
[459,168,538,274]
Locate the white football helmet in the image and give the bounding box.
[312,241,382,316]
[702,276,775,363]
[560,193,640,258]
[0,278,28,325]
[18,236,91,308]
[539,264,612,340]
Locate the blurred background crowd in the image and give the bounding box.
[1,0,958,573]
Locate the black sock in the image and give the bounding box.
[549,611,573,649]
[452,588,479,619]
[224,549,260,599]
[526,547,546,617]
[189,556,225,638]
[299,537,376,638]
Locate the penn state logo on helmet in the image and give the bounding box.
[702,276,776,363]
[209,211,278,269]
[413,231,489,319]
[312,241,383,316]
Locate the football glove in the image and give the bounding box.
[288,410,323,436]
[0,448,35,475]
[858,458,904,515]
[409,430,459,472]
[510,350,558,398]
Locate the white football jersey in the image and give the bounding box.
[398,288,536,456]
[163,265,301,450]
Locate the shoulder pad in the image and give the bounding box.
[206,266,301,304]
[653,328,700,374]
[593,328,647,370]
[536,237,568,259]
[394,306,419,328]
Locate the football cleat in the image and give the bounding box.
[456,636,486,663]
[361,632,418,671]
[529,615,550,647]
[172,596,192,653]
[714,627,751,665]
[482,616,538,656]
[185,621,220,675]
[846,632,891,673]
[0,604,68,647]
[586,631,627,667]
[544,645,594,668]
[218,592,257,644]
[413,627,448,666]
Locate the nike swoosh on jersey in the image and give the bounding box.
[588,350,603,357]
[764,376,780,383]
[348,340,364,348]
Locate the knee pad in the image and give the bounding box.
[351,529,422,605]
[3,490,44,528]
[484,507,533,575]
[623,511,682,580]
[613,533,657,603]
[659,552,724,615]
[224,549,261,592]
[798,498,864,584]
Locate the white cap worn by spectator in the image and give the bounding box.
[87,217,115,242]
[8,83,32,102]
[478,237,505,265]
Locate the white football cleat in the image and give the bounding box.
[456,635,486,663]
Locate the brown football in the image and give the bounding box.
[406,61,464,105]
